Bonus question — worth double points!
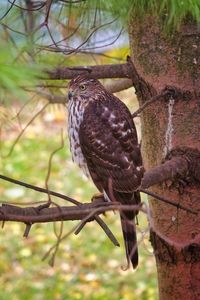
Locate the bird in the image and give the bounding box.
[67,74,144,269]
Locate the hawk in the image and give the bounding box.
[67,74,144,269]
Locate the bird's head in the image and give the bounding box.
[68,74,103,102]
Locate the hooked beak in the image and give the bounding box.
[68,89,74,100]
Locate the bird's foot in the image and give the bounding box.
[91,193,105,205]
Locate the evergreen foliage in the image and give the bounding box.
[91,0,200,30]
[0,42,44,101]
[130,0,200,30]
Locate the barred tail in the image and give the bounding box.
[110,190,140,269]
[120,214,138,269]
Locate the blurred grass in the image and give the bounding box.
[0,94,158,300]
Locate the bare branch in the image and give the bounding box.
[106,79,133,93]
[3,103,49,158]
[44,0,53,25]
[0,170,197,225]
[38,48,124,61]
[141,147,200,191]
[32,89,67,104]
[0,175,120,246]
[0,202,141,223]
[0,22,26,36]
[132,86,181,118]
[0,174,80,206]
[140,189,196,215]
[7,0,46,11]
[0,193,196,227]
[45,129,65,202]
[141,157,189,189]
[47,62,133,80]
[132,92,168,118]
[31,79,133,105]
[1,147,199,228]
[0,0,16,21]
[46,27,124,54]
[23,222,32,237]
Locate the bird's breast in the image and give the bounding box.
[68,100,90,177]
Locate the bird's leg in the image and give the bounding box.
[91,193,105,205]
[92,192,110,216]
[74,193,105,234]
[74,193,104,235]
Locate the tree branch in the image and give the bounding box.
[0,194,196,226]
[1,147,200,227]
[141,156,189,189]
[0,202,141,223]
[47,62,134,80]
[141,147,200,189]
[33,78,133,104]
[35,89,67,104]
[106,78,133,93]
[0,174,80,206]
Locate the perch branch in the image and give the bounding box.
[0,175,119,246]
[1,147,200,226]
[0,170,197,226]
[0,194,196,226]
[0,202,142,223]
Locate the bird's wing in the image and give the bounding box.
[79,95,144,193]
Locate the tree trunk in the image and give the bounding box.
[129,13,200,300]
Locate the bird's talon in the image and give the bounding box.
[91,193,105,205]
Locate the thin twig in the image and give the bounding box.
[44,0,53,25]
[42,221,77,263]
[132,92,168,118]
[0,174,80,206]
[0,0,16,21]
[93,216,120,247]
[45,129,65,202]
[3,103,49,158]
[7,0,45,11]
[23,223,32,237]
[49,221,64,266]
[44,129,65,265]
[66,18,119,55]
[140,189,197,215]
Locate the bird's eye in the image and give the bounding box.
[79,84,86,91]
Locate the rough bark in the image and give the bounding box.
[129,13,200,300]
[47,63,133,80]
